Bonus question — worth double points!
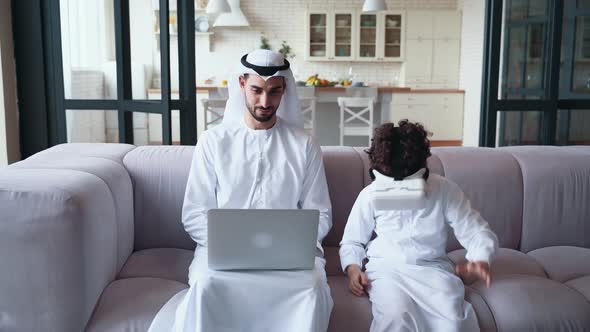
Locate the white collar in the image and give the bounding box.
[372,168,427,182]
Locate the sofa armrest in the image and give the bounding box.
[0,169,118,332]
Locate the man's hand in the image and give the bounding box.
[455,261,491,288]
[345,264,369,296]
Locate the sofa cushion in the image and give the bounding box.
[470,275,590,331]
[0,169,119,332]
[9,157,135,273]
[322,147,366,247]
[434,147,523,251]
[448,248,547,285]
[24,142,135,164]
[123,146,196,251]
[85,277,187,332]
[118,248,194,284]
[566,275,590,302]
[326,276,497,332]
[502,146,590,252]
[464,287,496,332]
[327,276,372,332]
[527,246,590,282]
[324,246,345,276]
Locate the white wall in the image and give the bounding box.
[187,0,459,86]
[0,0,20,165]
[458,0,486,146]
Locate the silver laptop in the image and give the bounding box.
[207,209,319,271]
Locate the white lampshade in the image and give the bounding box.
[206,0,231,14]
[362,0,387,12]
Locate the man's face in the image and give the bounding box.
[239,74,286,123]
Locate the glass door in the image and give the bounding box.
[333,13,353,60]
[309,13,328,59]
[383,13,402,59]
[358,13,378,60]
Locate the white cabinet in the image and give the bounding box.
[306,11,331,61]
[390,93,464,141]
[333,12,356,61]
[433,11,462,40]
[305,11,360,61]
[306,10,404,62]
[404,10,462,88]
[432,39,461,87]
[404,39,433,88]
[406,11,433,39]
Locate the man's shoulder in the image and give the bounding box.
[280,121,310,139]
[201,123,238,140]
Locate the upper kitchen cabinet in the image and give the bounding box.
[381,13,404,60]
[357,11,404,62]
[306,10,404,62]
[333,12,355,61]
[307,12,330,61]
[404,10,462,88]
[306,11,356,61]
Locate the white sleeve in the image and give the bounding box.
[339,189,375,272]
[299,138,333,250]
[443,179,499,264]
[181,131,218,246]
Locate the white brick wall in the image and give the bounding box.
[458,0,485,146]
[195,0,458,85]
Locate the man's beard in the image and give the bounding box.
[246,101,277,123]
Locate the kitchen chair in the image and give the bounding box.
[337,97,375,146]
[201,99,227,130]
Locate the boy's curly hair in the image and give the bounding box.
[366,120,431,180]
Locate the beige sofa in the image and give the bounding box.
[1,143,589,331]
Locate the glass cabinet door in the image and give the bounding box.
[309,13,328,58]
[334,13,353,59]
[383,14,402,59]
[359,14,377,59]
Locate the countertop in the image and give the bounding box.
[148,86,465,94]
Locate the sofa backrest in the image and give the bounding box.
[121,144,586,253]
[499,146,590,252]
[123,146,196,251]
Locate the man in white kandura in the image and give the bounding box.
[148,49,333,332]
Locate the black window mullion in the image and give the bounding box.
[159,0,172,145]
[480,0,504,147]
[45,0,67,144]
[114,0,134,144]
[541,0,564,145]
[177,0,197,146]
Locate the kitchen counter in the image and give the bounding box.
[147,87,465,94]
[147,86,466,146]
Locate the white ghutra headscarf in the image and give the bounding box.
[222,49,304,129]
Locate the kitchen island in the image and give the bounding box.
[147,86,464,146]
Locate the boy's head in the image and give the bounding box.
[366,120,431,180]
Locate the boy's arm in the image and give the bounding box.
[339,188,376,272]
[443,179,499,265]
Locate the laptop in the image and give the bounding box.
[207,209,319,271]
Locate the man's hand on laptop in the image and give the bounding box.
[345,264,369,297]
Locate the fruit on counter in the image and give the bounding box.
[220,79,228,87]
[305,74,336,87]
[339,79,352,86]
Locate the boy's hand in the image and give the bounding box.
[345,264,369,296]
[455,261,491,288]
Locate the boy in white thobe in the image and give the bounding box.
[148,50,333,332]
[340,121,498,332]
